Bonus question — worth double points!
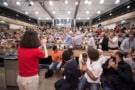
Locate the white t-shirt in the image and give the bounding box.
[84,59,103,83]
[108,36,119,48]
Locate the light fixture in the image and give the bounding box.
[16,1,21,6]
[16,14,19,17]
[109,13,112,16]
[47,17,49,20]
[87,17,90,20]
[49,1,53,6]
[53,10,56,14]
[97,10,101,14]
[86,10,89,14]
[84,0,88,4]
[38,17,41,20]
[35,11,38,15]
[30,1,34,5]
[78,17,81,20]
[100,0,104,4]
[67,10,71,14]
[29,18,31,21]
[75,1,79,5]
[65,0,68,4]
[115,0,120,4]
[3,1,8,6]
[127,5,130,9]
[98,18,101,21]
[88,1,92,5]
[25,11,29,15]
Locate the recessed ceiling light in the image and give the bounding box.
[16,1,21,6]
[65,0,68,4]
[78,17,81,20]
[38,17,41,20]
[67,10,71,14]
[100,0,104,4]
[115,0,120,4]
[87,17,90,20]
[30,1,34,5]
[86,10,89,14]
[84,0,88,4]
[97,10,101,14]
[127,5,131,9]
[3,2,8,6]
[47,17,49,20]
[53,10,55,14]
[75,1,79,5]
[88,1,92,5]
[49,1,53,6]
[25,11,29,15]
[35,11,38,15]
[109,13,112,16]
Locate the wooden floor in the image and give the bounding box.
[0,68,60,90]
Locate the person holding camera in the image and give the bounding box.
[101,50,134,90]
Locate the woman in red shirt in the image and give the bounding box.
[17,29,48,90]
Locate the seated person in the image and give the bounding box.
[124,48,135,82]
[49,45,62,72]
[55,49,79,90]
[78,47,103,90]
[101,50,134,90]
[78,53,88,75]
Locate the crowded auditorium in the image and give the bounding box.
[0,0,135,90]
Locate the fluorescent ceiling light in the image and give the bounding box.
[115,0,120,4]
[65,0,68,4]
[3,2,8,6]
[16,1,21,6]
[100,0,104,4]
[25,11,29,15]
[97,10,101,14]
[49,1,53,6]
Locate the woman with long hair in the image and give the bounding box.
[17,29,48,90]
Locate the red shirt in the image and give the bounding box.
[18,46,45,77]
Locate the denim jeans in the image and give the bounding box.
[78,76,100,90]
[49,62,62,71]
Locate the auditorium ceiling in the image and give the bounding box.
[0,0,129,20]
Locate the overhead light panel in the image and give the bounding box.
[65,0,68,4]
[49,1,54,6]
[87,17,90,20]
[25,11,29,15]
[97,10,101,14]
[100,0,104,4]
[16,1,21,6]
[3,1,8,6]
[115,0,120,4]
[38,17,41,20]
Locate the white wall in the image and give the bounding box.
[9,24,23,29]
[104,23,116,29]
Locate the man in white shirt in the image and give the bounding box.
[87,34,96,49]
[78,47,103,90]
[108,33,119,50]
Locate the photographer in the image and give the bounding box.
[101,50,134,90]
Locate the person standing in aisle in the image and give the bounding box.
[17,29,48,90]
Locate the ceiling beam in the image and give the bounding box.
[39,2,54,19]
[74,0,81,19]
